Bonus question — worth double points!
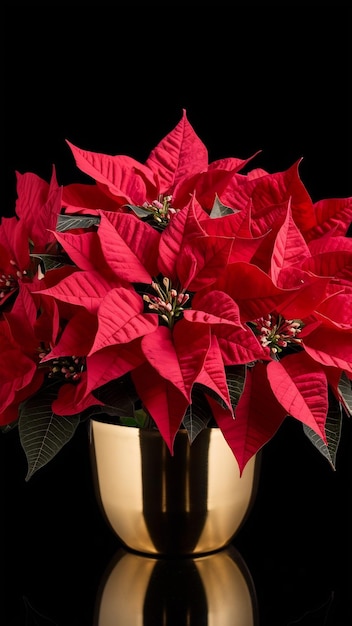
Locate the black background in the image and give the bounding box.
[1,7,351,626]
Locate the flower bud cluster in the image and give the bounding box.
[47,356,85,382]
[252,313,303,355]
[142,195,178,224]
[143,276,190,328]
[0,261,27,299]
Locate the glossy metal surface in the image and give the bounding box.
[90,420,260,555]
[94,546,258,626]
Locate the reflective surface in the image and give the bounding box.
[0,419,351,625]
[94,546,258,625]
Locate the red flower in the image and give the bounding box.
[0,167,63,310]
[40,204,268,454]
[62,109,258,216]
[0,284,48,425]
[2,110,351,478]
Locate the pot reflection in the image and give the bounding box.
[94,545,259,626]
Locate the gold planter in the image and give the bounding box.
[94,546,259,626]
[89,420,260,556]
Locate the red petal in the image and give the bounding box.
[173,168,239,212]
[139,320,211,406]
[89,287,158,354]
[41,309,96,361]
[0,327,37,413]
[303,326,352,373]
[53,229,109,272]
[315,292,352,329]
[0,372,44,426]
[97,213,154,283]
[66,141,156,205]
[99,211,159,278]
[307,196,352,242]
[40,270,119,313]
[62,183,120,212]
[212,362,287,473]
[86,340,145,394]
[194,336,232,411]
[132,361,189,452]
[221,161,316,232]
[217,325,269,365]
[145,110,208,193]
[214,261,291,321]
[52,372,103,415]
[271,204,310,285]
[173,319,210,397]
[267,352,328,438]
[15,168,62,250]
[0,215,30,272]
[304,236,352,279]
[185,290,244,328]
[276,274,331,319]
[158,200,205,283]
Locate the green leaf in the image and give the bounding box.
[19,383,80,480]
[182,387,213,443]
[337,371,352,416]
[303,392,343,469]
[30,252,74,273]
[120,408,154,428]
[209,194,239,218]
[124,204,151,219]
[56,213,101,232]
[92,374,139,415]
[226,364,247,412]
[123,205,169,232]
[182,366,248,443]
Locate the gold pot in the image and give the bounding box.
[89,420,260,556]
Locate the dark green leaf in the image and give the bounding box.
[337,371,352,416]
[56,213,100,231]
[19,383,80,480]
[124,204,151,218]
[30,253,74,273]
[120,408,153,428]
[209,195,238,218]
[92,375,139,416]
[182,387,213,443]
[226,364,247,412]
[303,393,343,469]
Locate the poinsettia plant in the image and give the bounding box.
[1,110,352,480]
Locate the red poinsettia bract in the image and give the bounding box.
[2,109,351,479]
